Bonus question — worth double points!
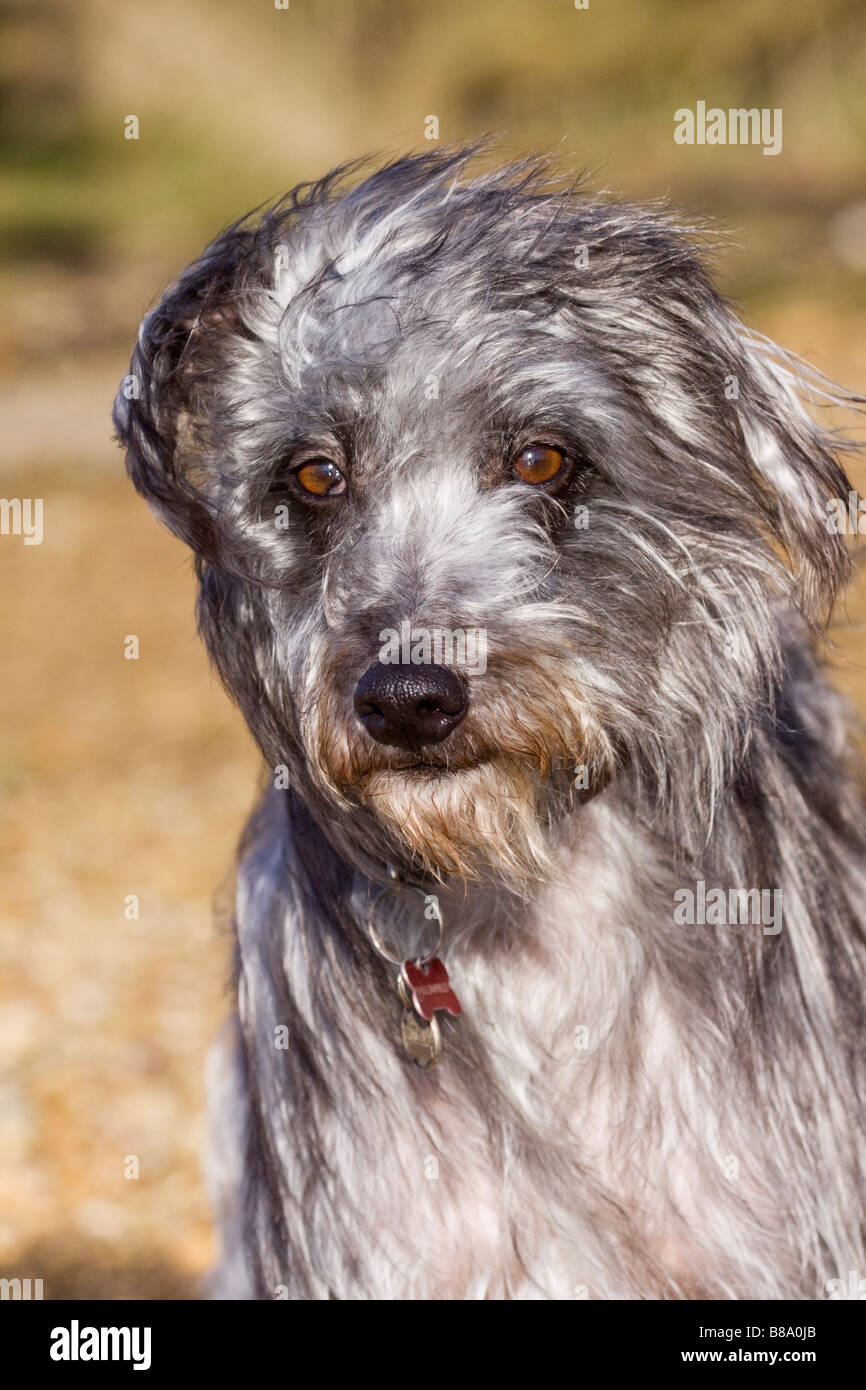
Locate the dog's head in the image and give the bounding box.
[114,149,853,884]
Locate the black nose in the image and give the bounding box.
[353,662,467,750]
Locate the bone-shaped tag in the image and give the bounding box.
[401,958,462,1021]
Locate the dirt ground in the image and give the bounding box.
[0,461,259,1296]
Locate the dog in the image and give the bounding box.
[113,148,866,1299]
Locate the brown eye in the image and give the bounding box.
[513,444,565,485]
[294,460,346,497]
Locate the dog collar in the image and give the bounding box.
[350,863,461,1069]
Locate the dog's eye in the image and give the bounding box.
[513,444,565,485]
[294,460,347,498]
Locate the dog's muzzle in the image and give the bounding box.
[353,661,467,751]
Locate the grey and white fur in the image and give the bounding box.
[114,148,866,1299]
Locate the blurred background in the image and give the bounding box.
[0,0,864,1298]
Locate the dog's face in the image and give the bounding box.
[115,151,850,882]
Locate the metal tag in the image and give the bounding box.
[400,1008,441,1069]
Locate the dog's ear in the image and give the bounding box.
[731,329,857,621]
[113,222,256,554]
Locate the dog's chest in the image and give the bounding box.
[250,815,794,1296]
[410,871,770,1297]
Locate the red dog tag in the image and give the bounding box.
[401,958,462,1021]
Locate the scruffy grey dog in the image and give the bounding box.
[114,149,866,1300]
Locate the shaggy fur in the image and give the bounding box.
[114,148,866,1299]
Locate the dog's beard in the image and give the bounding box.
[305,654,614,884]
[358,756,572,883]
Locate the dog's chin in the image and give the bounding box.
[355,754,567,885]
